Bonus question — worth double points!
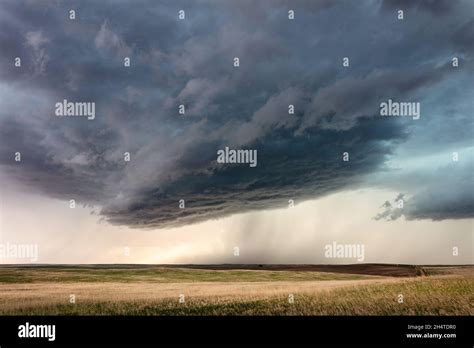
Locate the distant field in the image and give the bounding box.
[0,264,472,315]
[0,266,373,283]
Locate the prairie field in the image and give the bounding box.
[0,264,472,315]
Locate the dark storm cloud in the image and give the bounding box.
[0,0,472,228]
[104,118,408,228]
[375,159,474,221]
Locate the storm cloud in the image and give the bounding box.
[375,160,474,221]
[0,0,472,228]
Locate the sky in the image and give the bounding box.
[0,0,473,264]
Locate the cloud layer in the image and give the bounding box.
[0,0,473,228]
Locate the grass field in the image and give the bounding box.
[0,266,372,283]
[0,264,472,315]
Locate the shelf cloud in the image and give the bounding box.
[0,0,472,228]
